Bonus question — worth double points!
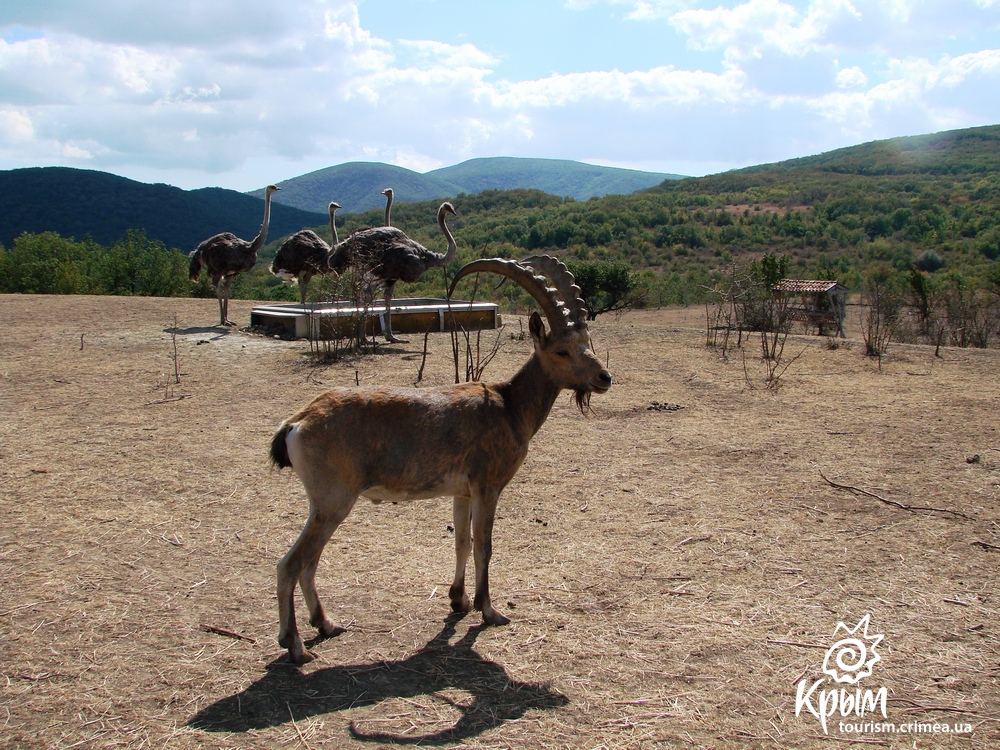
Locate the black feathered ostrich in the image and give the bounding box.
[189,184,280,326]
[270,202,340,305]
[329,201,457,343]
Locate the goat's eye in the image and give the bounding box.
[555,350,570,358]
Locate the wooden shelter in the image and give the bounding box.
[774,279,849,337]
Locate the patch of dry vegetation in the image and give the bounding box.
[1,294,998,748]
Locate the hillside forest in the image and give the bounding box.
[2,126,1000,349]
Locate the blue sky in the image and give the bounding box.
[1,0,998,192]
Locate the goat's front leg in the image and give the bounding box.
[449,494,473,613]
[471,487,510,626]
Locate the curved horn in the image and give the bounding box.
[448,258,572,332]
[519,255,588,325]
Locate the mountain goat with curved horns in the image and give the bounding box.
[269,256,613,663]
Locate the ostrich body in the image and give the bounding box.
[189,184,280,326]
[271,202,340,305]
[329,201,457,343]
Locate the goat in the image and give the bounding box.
[268,256,613,663]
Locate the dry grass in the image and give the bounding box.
[1,294,999,748]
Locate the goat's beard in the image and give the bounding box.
[573,388,593,413]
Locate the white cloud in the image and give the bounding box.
[0,108,33,141]
[669,0,863,58]
[835,65,868,88]
[397,39,499,69]
[0,0,998,189]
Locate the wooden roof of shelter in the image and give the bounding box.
[773,279,848,294]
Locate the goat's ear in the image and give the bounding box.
[528,311,547,346]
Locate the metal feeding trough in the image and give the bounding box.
[250,297,500,340]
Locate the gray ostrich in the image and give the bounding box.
[270,202,340,305]
[329,201,457,343]
[189,184,280,326]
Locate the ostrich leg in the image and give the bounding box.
[383,282,408,344]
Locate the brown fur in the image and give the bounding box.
[270,306,611,664]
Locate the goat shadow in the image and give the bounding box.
[188,614,568,745]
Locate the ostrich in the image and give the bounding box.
[270,202,340,305]
[328,201,458,343]
[189,184,280,326]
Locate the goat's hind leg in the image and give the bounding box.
[277,493,356,664]
[449,494,473,614]
[300,548,346,639]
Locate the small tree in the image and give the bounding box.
[861,265,903,363]
[939,271,1000,348]
[0,232,98,294]
[908,267,935,339]
[710,254,799,390]
[566,259,642,320]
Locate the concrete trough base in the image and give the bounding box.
[250,297,500,340]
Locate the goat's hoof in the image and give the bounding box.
[289,648,316,665]
[288,641,316,665]
[450,595,472,613]
[317,620,347,639]
[482,609,511,627]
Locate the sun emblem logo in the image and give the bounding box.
[821,614,883,685]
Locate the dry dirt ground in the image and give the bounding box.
[1,293,999,749]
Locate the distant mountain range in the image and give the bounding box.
[0,167,328,251]
[249,157,683,213]
[0,158,679,251]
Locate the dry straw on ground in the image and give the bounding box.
[1,294,998,748]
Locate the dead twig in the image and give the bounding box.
[287,703,315,750]
[675,535,712,548]
[819,471,971,520]
[766,639,828,650]
[414,331,431,384]
[144,394,192,406]
[200,624,257,644]
[973,540,1000,552]
[0,600,56,617]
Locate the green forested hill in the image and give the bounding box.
[251,157,678,213]
[429,157,680,201]
[4,125,999,313]
[0,167,328,251]
[252,162,463,214]
[316,126,1000,306]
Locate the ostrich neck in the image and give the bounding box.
[434,209,457,267]
[250,191,273,253]
[329,209,339,246]
[384,194,392,227]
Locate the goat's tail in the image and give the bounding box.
[188,249,203,281]
[269,423,294,469]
